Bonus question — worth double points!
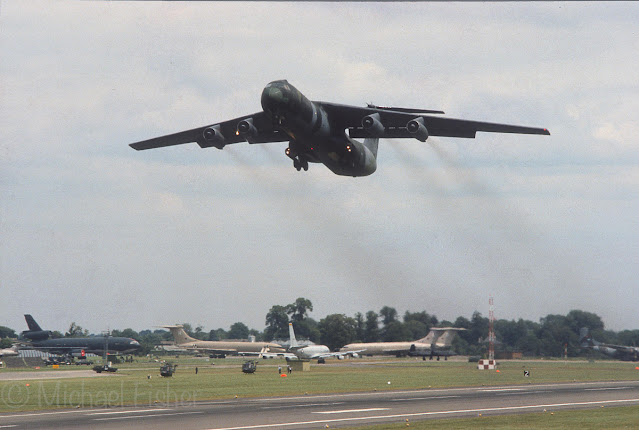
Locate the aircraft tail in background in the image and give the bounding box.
[163,325,198,345]
[288,323,299,349]
[25,314,43,332]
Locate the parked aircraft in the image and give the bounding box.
[163,325,285,357]
[340,327,464,359]
[0,345,19,357]
[19,315,140,357]
[580,327,639,361]
[130,80,550,177]
[287,323,361,362]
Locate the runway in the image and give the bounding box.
[2,380,639,429]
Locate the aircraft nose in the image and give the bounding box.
[261,82,289,115]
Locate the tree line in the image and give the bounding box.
[2,298,638,358]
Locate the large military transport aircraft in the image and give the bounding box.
[163,325,285,357]
[129,80,550,177]
[340,327,464,359]
[19,314,140,357]
[580,328,639,361]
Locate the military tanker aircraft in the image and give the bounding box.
[129,80,550,177]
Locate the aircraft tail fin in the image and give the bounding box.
[434,328,463,347]
[288,323,298,349]
[417,327,464,346]
[163,325,197,345]
[24,314,43,331]
[580,327,594,347]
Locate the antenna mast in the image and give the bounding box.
[488,296,495,362]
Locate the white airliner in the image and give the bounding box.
[287,323,362,362]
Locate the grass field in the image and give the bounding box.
[342,405,639,429]
[1,357,638,415]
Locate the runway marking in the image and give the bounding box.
[93,411,203,421]
[496,391,551,396]
[313,408,390,414]
[260,402,345,410]
[0,408,108,419]
[203,398,639,430]
[0,426,18,428]
[391,396,460,401]
[85,408,172,415]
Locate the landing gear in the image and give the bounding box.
[286,147,308,172]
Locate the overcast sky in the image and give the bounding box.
[1,2,638,335]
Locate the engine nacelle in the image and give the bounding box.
[21,330,51,341]
[201,125,226,149]
[237,117,258,142]
[362,113,385,136]
[406,117,429,142]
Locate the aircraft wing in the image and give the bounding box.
[129,111,288,150]
[310,349,365,360]
[317,102,550,139]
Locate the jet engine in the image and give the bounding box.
[20,330,51,341]
[362,113,385,137]
[237,118,258,142]
[407,117,429,142]
[201,125,226,149]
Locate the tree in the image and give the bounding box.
[265,305,289,340]
[0,326,16,339]
[65,322,88,337]
[318,314,356,351]
[294,318,321,343]
[364,311,379,342]
[354,312,365,341]
[208,328,227,341]
[286,297,313,322]
[228,322,250,339]
[382,321,412,342]
[565,310,604,336]
[379,306,398,327]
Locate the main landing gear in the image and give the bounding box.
[286,147,308,171]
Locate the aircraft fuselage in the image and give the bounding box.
[260,80,377,177]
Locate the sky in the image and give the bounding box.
[1,2,638,335]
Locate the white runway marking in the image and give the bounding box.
[391,395,460,401]
[204,398,639,430]
[93,411,203,421]
[313,408,390,414]
[85,408,172,415]
[260,402,344,410]
[0,409,107,419]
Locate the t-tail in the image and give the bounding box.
[163,325,198,345]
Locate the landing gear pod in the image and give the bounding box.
[406,117,429,142]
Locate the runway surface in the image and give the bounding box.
[2,380,639,429]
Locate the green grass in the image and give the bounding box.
[341,405,639,429]
[1,357,638,413]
